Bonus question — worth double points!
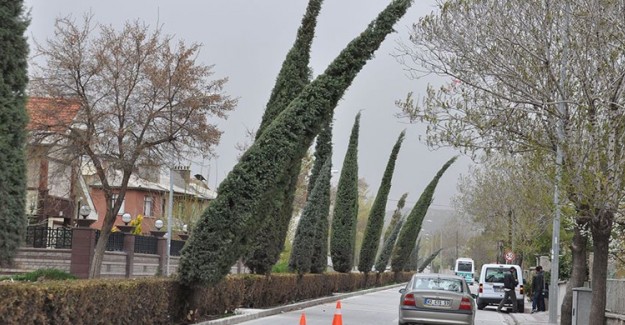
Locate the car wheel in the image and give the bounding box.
[518,302,525,313]
[477,302,486,310]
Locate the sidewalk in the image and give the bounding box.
[508,302,558,325]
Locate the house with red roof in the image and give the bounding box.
[26,97,216,234]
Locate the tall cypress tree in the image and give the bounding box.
[309,120,333,273]
[391,156,457,272]
[308,119,333,195]
[0,1,29,267]
[405,237,421,271]
[179,0,414,286]
[383,192,408,245]
[330,113,360,273]
[245,0,323,274]
[358,131,405,273]
[374,217,404,272]
[289,159,331,274]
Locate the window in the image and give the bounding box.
[412,277,464,292]
[485,268,506,283]
[457,261,473,272]
[144,196,154,217]
[111,193,125,214]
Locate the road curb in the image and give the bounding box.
[193,282,407,325]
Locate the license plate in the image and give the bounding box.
[494,287,503,292]
[424,298,450,307]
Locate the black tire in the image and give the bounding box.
[477,302,486,310]
[517,301,525,313]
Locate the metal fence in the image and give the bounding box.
[170,240,185,256]
[24,226,73,249]
[94,230,125,251]
[134,235,158,254]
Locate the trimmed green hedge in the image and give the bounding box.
[0,272,412,324]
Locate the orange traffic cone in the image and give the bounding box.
[332,300,343,325]
[300,312,306,325]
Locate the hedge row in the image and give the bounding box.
[0,272,413,324]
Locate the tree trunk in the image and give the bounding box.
[588,212,613,325]
[560,220,588,325]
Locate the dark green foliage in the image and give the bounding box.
[245,0,323,274]
[391,157,457,272]
[358,131,405,273]
[310,121,333,273]
[330,113,360,273]
[383,193,408,244]
[418,248,442,273]
[308,119,333,195]
[374,218,404,272]
[0,268,76,282]
[289,159,331,274]
[0,1,29,267]
[179,0,414,286]
[405,238,421,271]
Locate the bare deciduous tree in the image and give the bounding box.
[28,14,236,278]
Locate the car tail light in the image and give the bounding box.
[478,283,483,293]
[459,297,472,310]
[520,284,524,295]
[403,293,416,306]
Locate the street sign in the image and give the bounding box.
[504,251,515,262]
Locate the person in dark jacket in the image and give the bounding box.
[497,267,519,313]
[532,266,546,313]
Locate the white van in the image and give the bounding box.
[454,258,475,285]
[476,264,524,312]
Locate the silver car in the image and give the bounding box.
[398,273,476,325]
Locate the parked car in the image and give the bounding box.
[398,273,476,325]
[476,263,525,312]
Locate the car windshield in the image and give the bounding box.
[484,268,506,283]
[411,277,464,293]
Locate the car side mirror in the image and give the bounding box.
[399,288,406,294]
[471,293,477,299]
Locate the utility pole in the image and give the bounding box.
[549,1,570,322]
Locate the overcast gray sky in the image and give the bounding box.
[24,0,472,211]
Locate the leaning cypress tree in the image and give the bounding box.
[0,1,29,267]
[374,217,404,272]
[245,0,324,274]
[383,192,408,244]
[309,121,333,273]
[405,237,421,271]
[289,159,331,274]
[390,156,457,272]
[308,119,333,195]
[179,0,414,286]
[418,248,442,273]
[358,131,405,273]
[330,113,360,273]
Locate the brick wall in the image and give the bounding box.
[0,248,71,274]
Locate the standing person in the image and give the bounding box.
[497,267,519,313]
[532,266,546,313]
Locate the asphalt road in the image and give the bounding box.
[232,285,515,325]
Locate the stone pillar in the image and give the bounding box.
[156,237,168,276]
[123,233,135,278]
[70,227,97,279]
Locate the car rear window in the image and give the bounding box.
[411,278,464,292]
[457,262,472,272]
[484,268,506,283]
